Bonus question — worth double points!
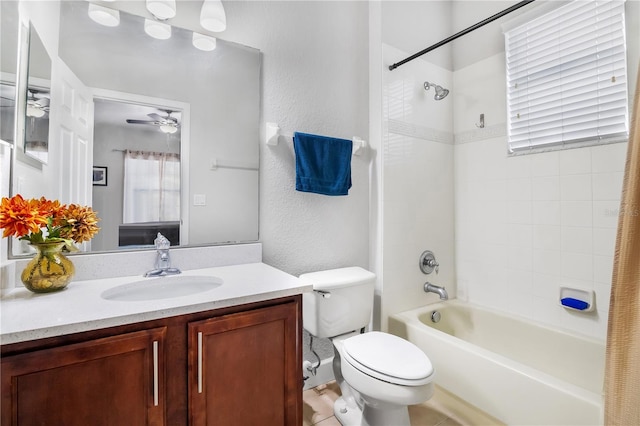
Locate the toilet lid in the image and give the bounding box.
[342,332,434,386]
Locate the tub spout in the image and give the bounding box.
[424,282,448,300]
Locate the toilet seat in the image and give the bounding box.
[341,332,434,386]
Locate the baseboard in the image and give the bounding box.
[302,357,334,390]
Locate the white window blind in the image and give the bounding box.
[505,0,628,153]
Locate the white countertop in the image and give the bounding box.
[1,262,311,345]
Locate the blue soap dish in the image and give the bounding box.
[559,287,595,312]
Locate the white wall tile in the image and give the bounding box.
[560,148,591,175]
[532,176,560,200]
[593,227,617,256]
[533,249,562,277]
[592,172,624,200]
[507,177,532,201]
[506,155,532,178]
[531,151,560,176]
[561,201,593,227]
[560,174,592,201]
[533,225,561,250]
[593,255,614,285]
[561,252,593,282]
[533,200,561,225]
[452,50,622,340]
[507,200,532,224]
[593,200,621,228]
[561,227,593,255]
[591,142,628,173]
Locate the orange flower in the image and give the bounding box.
[36,197,66,227]
[59,204,100,243]
[0,195,48,239]
[0,195,100,246]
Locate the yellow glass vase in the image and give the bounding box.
[21,242,75,293]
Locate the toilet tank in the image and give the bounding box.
[300,267,376,339]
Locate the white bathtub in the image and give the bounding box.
[389,300,605,425]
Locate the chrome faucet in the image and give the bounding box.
[424,282,448,300]
[144,233,182,277]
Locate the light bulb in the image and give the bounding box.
[88,4,120,27]
[200,0,226,32]
[146,0,176,20]
[26,105,46,118]
[192,32,217,51]
[160,124,178,134]
[144,19,171,40]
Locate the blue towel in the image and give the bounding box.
[294,132,352,196]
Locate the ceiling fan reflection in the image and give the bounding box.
[26,89,50,118]
[126,109,180,134]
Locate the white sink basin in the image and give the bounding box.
[101,275,223,301]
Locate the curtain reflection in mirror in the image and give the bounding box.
[123,149,180,223]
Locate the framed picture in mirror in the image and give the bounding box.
[93,166,107,186]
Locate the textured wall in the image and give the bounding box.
[222,1,371,363]
[221,1,370,277]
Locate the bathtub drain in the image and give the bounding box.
[431,311,441,323]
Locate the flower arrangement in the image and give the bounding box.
[0,194,100,251]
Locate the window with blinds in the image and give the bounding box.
[505,0,629,154]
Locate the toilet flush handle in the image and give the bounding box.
[314,289,331,299]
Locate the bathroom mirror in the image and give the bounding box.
[9,1,260,257]
[24,25,51,164]
[0,1,19,146]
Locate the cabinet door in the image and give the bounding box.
[1,327,166,426]
[188,302,301,426]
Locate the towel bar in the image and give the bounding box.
[265,122,366,156]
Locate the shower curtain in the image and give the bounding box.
[604,65,640,424]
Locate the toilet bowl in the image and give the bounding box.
[300,267,435,426]
[332,332,434,426]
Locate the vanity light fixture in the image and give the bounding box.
[192,32,217,51]
[146,0,176,21]
[200,0,226,32]
[87,3,120,27]
[144,18,172,40]
[160,123,178,134]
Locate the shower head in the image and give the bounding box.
[424,81,449,100]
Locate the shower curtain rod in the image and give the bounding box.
[388,0,536,71]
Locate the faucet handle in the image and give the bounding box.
[154,233,170,250]
[419,250,439,275]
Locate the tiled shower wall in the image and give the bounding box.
[453,53,627,340]
[381,44,455,331]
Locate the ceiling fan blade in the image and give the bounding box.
[126,119,159,125]
[0,95,15,101]
[36,98,50,107]
[147,113,164,121]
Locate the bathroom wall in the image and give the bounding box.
[379,2,456,331]
[380,45,456,331]
[376,0,639,340]
[452,1,640,340]
[222,1,371,277]
[222,1,371,369]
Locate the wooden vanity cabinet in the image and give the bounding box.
[1,295,302,426]
[1,328,166,426]
[188,302,300,425]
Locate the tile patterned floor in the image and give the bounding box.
[302,381,504,426]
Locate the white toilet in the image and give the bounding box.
[301,267,434,426]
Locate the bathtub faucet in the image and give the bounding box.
[424,282,448,300]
